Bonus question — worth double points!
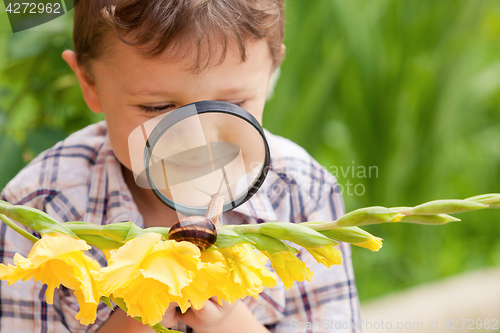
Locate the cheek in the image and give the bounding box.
[246,98,266,125]
[93,78,153,171]
[101,106,147,171]
[106,120,135,170]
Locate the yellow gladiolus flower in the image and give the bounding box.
[0,234,101,325]
[217,244,278,303]
[99,233,225,326]
[306,244,343,268]
[353,236,383,252]
[261,250,314,290]
[180,249,228,310]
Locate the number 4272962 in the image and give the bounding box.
[5,3,62,14]
[444,319,498,330]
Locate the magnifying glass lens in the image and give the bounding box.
[149,111,266,210]
[128,101,269,216]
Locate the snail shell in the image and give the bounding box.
[168,215,217,251]
[167,183,225,251]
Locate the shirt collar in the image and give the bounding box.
[231,177,278,222]
[88,131,144,227]
[231,129,279,222]
[95,126,277,225]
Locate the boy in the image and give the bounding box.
[0,0,362,332]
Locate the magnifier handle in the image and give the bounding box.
[206,193,224,230]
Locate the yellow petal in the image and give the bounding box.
[0,234,101,325]
[354,236,383,251]
[140,251,195,296]
[219,244,278,303]
[141,241,200,296]
[264,251,314,290]
[306,244,343,268]
[255,250,269,265]
[114,276,172,326]
[100,236,205,326]
[99,233,162,295]
[0,264,10,279]
[27,234,90,267]
[74,289,98,325]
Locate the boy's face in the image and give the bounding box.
[64,35,278,173]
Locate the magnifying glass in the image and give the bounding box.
[128,100,270,217]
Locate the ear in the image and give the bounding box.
[275,43,286,69]
[270,43,286,74]
[279,43,286,62]
[62,50,103,114]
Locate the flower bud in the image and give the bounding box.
[399,214,460,225]
[0,200,76,237]
[334,207,404,227]
[306,244,343,268]
[319,227,383,251]
[410,199,486,215]
[465,193,500,208]
[66,222,142,242]
[258,222,338,248]
[240,234,313,290]
[239,233,291,253]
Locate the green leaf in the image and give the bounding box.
[0,200,76,236]
[149,323,183,333]
[100,296,114,310]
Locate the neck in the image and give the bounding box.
[121,164,182,228]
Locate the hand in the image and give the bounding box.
[180,298,270,333]
[96,302,180,333]
[159,302,181,329]
[180,297,238,331]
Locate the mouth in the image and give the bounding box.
[164,155,222,170]
[160,142,241,170]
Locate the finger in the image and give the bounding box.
[164,302,180,315]
[160,312,180,328]
[160,302,181,328]
[210,296,238,311]
[208,296,221,308]
[181,301,219,326]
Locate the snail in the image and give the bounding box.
[167,180,225,251]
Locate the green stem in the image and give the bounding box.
[300,220,338,231]
[144,227,170,239]
[228,224,262,234]
[0,214,39,243]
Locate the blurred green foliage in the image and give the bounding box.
[1,0,500,301]
[265,0,500,300]
[0,5,103,188]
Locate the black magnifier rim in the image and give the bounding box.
[144,100,270,216]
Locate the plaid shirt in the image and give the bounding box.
[0,121,362,333]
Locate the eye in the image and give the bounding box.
[229,101,245,107]
[139,104,176,113]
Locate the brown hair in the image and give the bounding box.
[73,0,285,77]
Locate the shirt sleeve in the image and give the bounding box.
[271,176,363,333]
